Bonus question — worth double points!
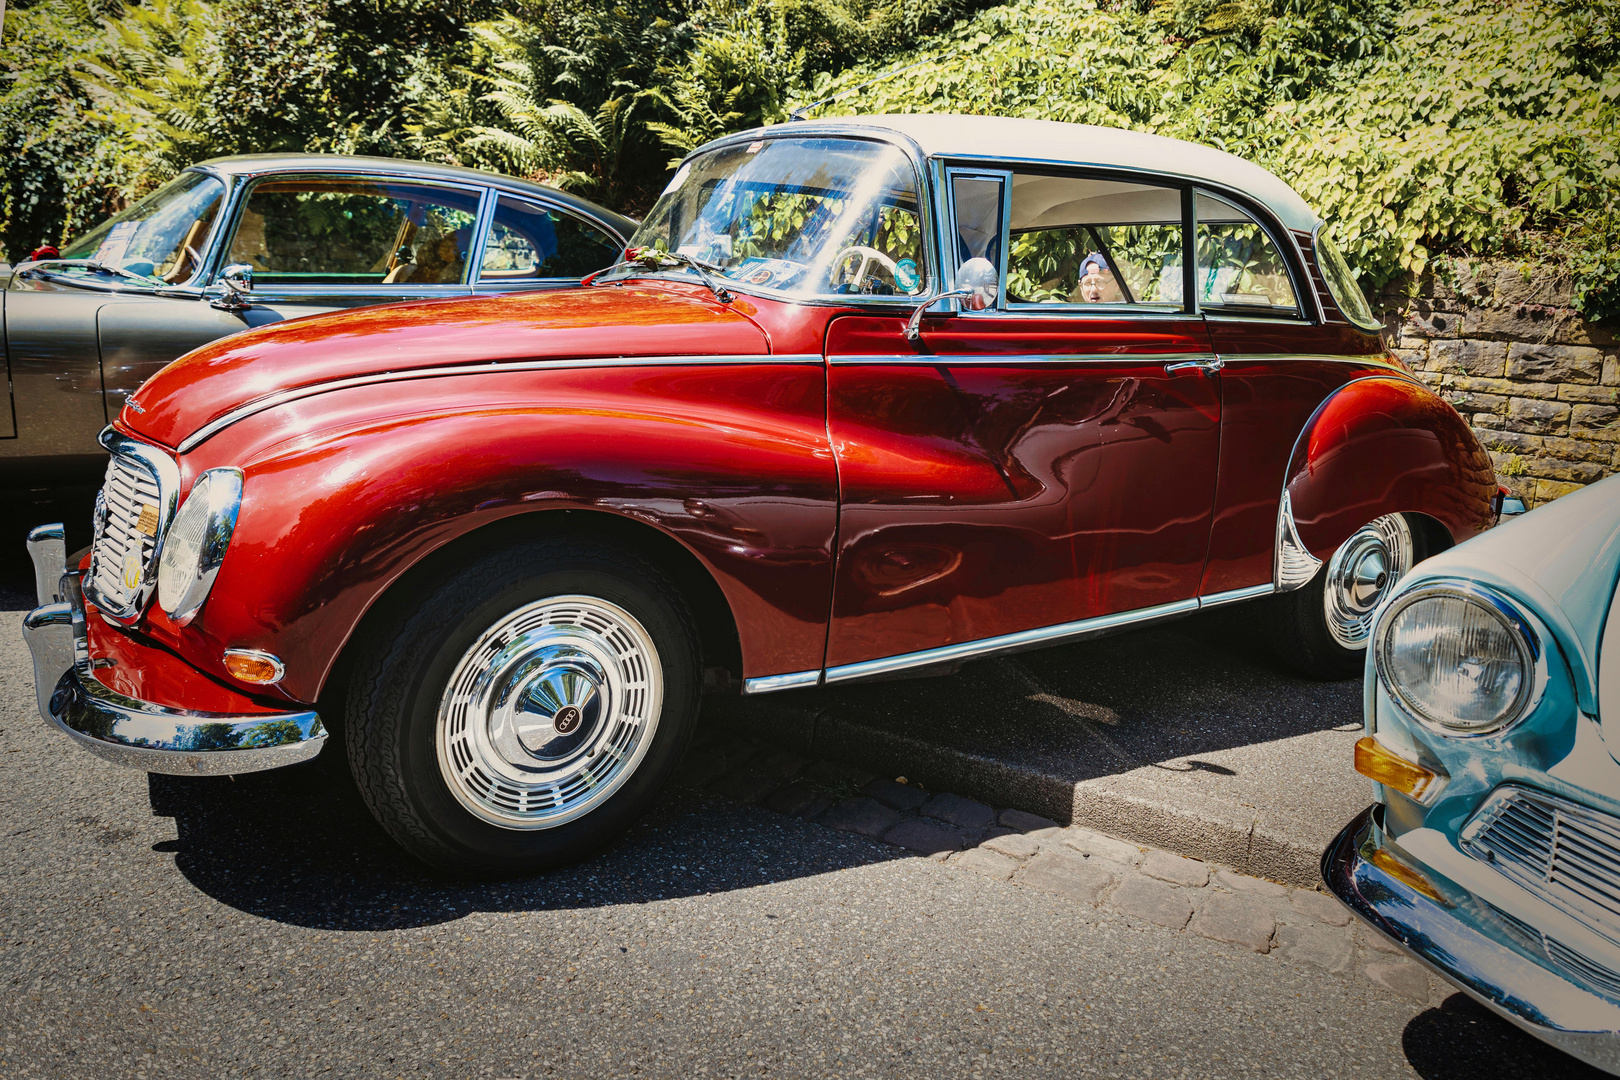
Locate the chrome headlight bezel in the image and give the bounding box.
[156,467,244,626]
[1373,581,1547,739]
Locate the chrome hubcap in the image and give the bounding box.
[1323,515,1413,649]
[436,595,662,830]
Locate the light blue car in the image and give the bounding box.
[1325,474,1620,1072]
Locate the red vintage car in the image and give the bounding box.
[23,116,1498,875]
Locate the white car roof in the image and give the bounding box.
[736,114,1322,235]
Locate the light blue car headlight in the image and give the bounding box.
[1374,582,1544,737]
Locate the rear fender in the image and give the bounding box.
[1284,376,1496,566]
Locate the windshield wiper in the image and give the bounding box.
[598,248,734,305]
[18,258,168,291]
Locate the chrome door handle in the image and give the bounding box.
[1164,357,1224,377]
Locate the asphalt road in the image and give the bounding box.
[0,604,1601,1079]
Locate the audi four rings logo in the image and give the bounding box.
[553,706,583,735]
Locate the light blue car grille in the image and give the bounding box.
[1462,786,1620,948]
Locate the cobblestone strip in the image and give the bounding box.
[676,733,1442,1006]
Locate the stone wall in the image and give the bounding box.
[1378,260,1618,509]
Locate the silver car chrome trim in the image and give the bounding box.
[1325,806,1620,1072]
[742,670,822,695]
[824,597,1199,685]
[1274,490,1323,592]
[826,351,1217,367]
[22,549,325,775]
[27,523,66,606]
[1218,352,1410,370]
[86,427,181,623]
[1198,583,1275,608]
[1460,786,1620,948]
[177,354,826,452]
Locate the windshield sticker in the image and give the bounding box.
[92,221,138,266]
[894,258,919,292]
[746,141,765,154]
[727,257,802,289]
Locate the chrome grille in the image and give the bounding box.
[1463,786,1620,947]
[85,431,177,621]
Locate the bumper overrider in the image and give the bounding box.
[1324,804,1620,1072]
[21,523,326,775]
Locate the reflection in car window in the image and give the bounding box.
[226,178,480,286]
[611,137,928,298]
[60,171,225,284]
[479,197,623,280]
[1195,192,1297,313]
[1314,229,1381,330]
[1005,174,1184,309]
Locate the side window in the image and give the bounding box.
[1195,192,1298,314]
[1005,173,1185,309]
[479,197,623,280]
[225,177,480,286]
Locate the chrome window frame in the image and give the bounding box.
[204,169,491,299]
[609,130,940,310]
[1193,184,1309,323]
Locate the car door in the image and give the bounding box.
[471,193,627,295]
[824,165,1222,680]
[97,172,486,414]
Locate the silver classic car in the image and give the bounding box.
[2,154,634,481]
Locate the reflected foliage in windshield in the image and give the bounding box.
[614,138,929,298]
[61,171,225,284]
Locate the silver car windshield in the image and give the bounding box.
[606,136,930,299]
[60,170,226,285]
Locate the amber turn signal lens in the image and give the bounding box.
[1354,736,1444,801]
[223,649,285,685]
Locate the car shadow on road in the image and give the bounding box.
[706,598,1363,812]
[1404,993,1609,1079]
[146,740,904,933]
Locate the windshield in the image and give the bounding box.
[608,136,929,299]
[60,170,226,285]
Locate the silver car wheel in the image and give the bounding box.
[1323,514,1413,650]
[435,594,663,830]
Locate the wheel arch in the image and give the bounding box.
[316,508,744,722]
[1281,375,1495,567]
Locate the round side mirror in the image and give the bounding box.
[956,257,998,311]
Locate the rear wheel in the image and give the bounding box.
[345,538,699,876]
[1270,513,1417,680]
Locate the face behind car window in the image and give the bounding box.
[1005,175,1185,308]
[226,178,481,286]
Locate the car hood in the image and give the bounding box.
[122,284,770,450]
[1402,475,1620,721]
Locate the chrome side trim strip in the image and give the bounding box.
[823,597,1199,685]
[742,669,823,695]
[1198,583,1275,608]
[177,353,825,452]
[827,351,1217,367]
[1217,352,1408,369]
[1275,490,1323,592]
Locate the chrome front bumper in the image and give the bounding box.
[21,523,326,776]
[1324,805,1620,1072]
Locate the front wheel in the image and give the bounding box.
[1270,513,1418,680]
[345,539,700,876]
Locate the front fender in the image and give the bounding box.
[1286,376,1496,559]
[144,362,838,702]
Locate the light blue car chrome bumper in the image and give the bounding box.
[21,523,326,776]
[1324,805,1620,1073]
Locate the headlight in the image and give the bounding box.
[157,467,243,625]
[1374,584,1541,736]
